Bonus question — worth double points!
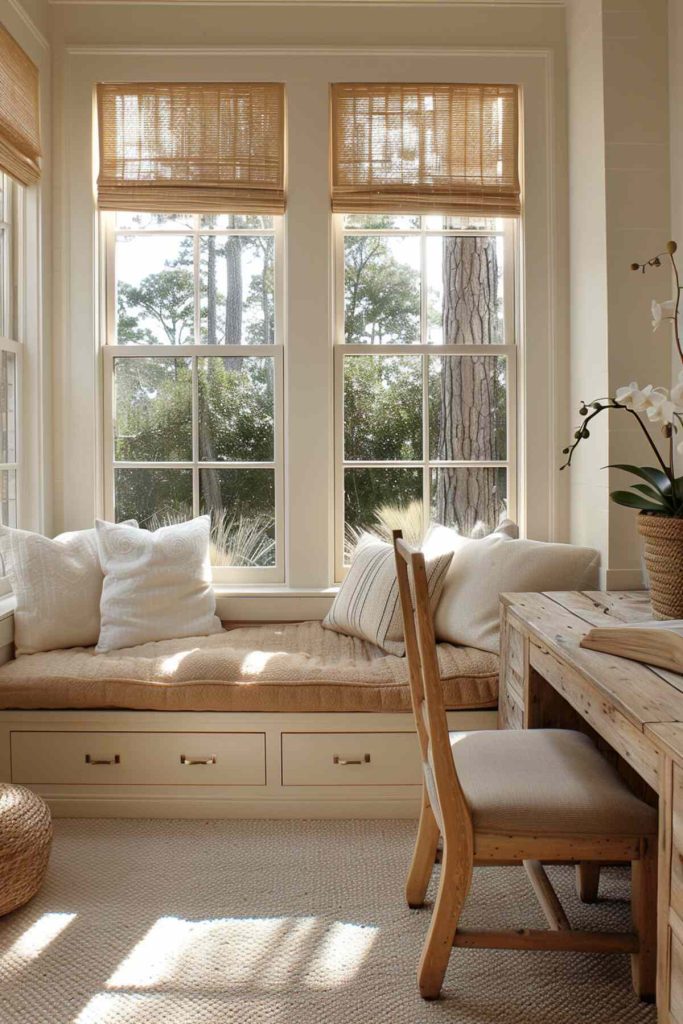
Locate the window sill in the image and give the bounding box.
[0,587,338,630]
[213,585,338,622]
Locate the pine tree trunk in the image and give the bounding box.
[225,232,243,371]
[435,235,503,535]
[206,234,217,345]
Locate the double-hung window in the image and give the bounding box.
[103,212,284,581]
[0,174,20,528]
[331,83,521,576]
[0,23,41,528]
[98,82,285,582]
[335,213,516,574]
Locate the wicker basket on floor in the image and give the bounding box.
[0,784,52,916]
[638,513,683,620]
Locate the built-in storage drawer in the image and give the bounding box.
[281,732,421,786]
[11,731,266,786]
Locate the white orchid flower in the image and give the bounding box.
[646,394,677,425]
[652,298,677,331]
[615,382,668,413]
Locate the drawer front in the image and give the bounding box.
[282,732,422,787]
[11,731,266,786]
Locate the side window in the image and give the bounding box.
[0,174,19,528]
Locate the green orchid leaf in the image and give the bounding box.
[630,483,668,505]
[610,490,667,511]
[606,464,673,495]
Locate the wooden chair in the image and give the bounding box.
[392,531,659,1002]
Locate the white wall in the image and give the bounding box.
[567,0,671,588]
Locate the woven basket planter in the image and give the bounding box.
[0,784,52,916]
[637,513,683,620]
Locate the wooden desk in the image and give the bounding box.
[499,591,683,1021]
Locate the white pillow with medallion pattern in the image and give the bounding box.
[0,521,136,655]
[96,515,222,653]
[322,533,453,656]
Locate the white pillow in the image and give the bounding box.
[95,516,222,653]
[424,524,600,654]
[322,533,453,656]
[0,522,136,655]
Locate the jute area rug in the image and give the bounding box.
[0,819,659,1024]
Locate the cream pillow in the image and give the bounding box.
[0,522,138,655]
[323,533,453,656]
[96,516,222,653]
[424,524,600,654]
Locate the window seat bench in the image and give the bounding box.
[0,619,499,818]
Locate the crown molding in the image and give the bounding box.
[52,0,566,7]
[65,42,554,55]
[5,0,50,50]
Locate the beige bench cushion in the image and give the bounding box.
[447,729,657,837]
[0,621,498,714]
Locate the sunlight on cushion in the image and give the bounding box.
[4,913,76,962]
[303,922,378,989]
[159,650,196,675]
[240,650,279,675]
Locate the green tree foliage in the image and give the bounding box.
[115,213,506,564]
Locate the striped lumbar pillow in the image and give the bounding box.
[322,534,453,656]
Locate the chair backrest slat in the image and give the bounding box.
[393,531,474,853]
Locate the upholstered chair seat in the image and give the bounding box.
[440,729,658,838]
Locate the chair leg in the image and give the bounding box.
[575,862,601,903]
[631,836,658,1002]
[406,787,440,909]
[417,846,472,1000]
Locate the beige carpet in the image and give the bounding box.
[0,819,658,1024]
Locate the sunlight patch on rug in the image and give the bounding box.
[3,912,76,965]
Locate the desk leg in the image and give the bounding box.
[524,666,569,730]
[575,863,600,902]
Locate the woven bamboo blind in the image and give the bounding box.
[331,83,520,216]
[0,24,41,186]
[97,82,285,213]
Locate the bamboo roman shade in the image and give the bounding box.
[331,83,520,216]
[97,82,285,213]
[0,23,41,186]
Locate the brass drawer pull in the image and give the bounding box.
[333,754,371,766]
[85,754,120,765]
[180,755,217,766]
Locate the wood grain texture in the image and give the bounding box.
[399,577,655,1002]
[502,592,683,730]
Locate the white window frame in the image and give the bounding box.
[0,175,22,529]
[333,215,518,580]
[101,212,286,584]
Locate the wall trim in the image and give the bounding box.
[66,43,556,57]
[5,0,50,49]
[52,0,566,7]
